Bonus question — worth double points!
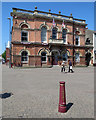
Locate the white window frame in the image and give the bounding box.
[21,31,28,42]
[75,35,80,46]
[52,27,57,39]
[62,29,67,44]
[41,51,47,63]
[21,51,28,63]
[41,27,47,43]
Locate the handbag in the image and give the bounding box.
[70,66,72,69]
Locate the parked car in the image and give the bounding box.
[2,58,5,64]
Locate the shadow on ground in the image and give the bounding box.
[0,92,13,99]
[66,102,73,112]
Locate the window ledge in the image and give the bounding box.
[42,61,47,63]
[21,61,28,63]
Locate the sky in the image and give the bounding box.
[1,2,94,55]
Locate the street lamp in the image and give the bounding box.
[7,17,12,68]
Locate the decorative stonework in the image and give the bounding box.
[38,48,50,55]
[19,22,30,29]
[19,49,30,55]
[40,23,49,30]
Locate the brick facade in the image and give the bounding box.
[11,7,93,67]
[6,48,10,64]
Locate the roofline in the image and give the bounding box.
[12,7,86,22]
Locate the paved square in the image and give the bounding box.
[2,65,94,118]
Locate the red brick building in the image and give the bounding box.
[11,7,93,67]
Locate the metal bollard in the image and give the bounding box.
[58,81,67,113]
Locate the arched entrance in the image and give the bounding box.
[61,52,68,61]
[85,51,91,66]
[52,50,60,65]
[61,50,69,61]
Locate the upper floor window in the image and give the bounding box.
[86,38,90,45]
[41,27,47,43]
[75,35,80,46]
[21,51,28,62]
[21,31,28,42]
[62,29,67,43]
[52,27,57,39]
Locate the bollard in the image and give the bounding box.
[58,81,67,113]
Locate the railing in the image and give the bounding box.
[49,38,67,44]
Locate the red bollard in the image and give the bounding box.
[58,81,67,113]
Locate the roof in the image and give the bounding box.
[11,7,87,26]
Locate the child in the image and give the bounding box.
[61,61,65,72]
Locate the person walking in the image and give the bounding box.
[68,60,74,73]
[61,61,65,72]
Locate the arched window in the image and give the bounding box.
[41,51,47,62]
[62,29,67,43]
[21,31,28,42]
[41,27,47,43]
[21,51,28,62]
[75,53,80,62]
[86,38,90,45]
[52,27,57,39]
[75,35,80,46]
[21,24,28,29]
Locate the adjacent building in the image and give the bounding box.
[93,32,96,65]
[6,41,10,64]
[85,29,94,65]
[10,7,93,67]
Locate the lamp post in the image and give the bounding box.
[7,17,12,68]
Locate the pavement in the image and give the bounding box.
[1,65,94,118]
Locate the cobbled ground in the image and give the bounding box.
[2,65,94,118]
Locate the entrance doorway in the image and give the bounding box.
[52,50,60,65]
[85,51,91,66]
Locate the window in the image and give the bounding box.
[21,31,28,42]
[41,52,47,62]
[62,29,67,43]
[52,27,57,39]
[75,53,80,62]
[75,35,80,46]
[21,51,28,62]
[86,38,90,44]
[41,27,47,43]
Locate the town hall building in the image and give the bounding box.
[10,7,93,67]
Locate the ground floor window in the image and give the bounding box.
[41,51,47,62]
[21,51,28,62]
[75,53,80,62]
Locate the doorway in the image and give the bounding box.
[52,50,60,65]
